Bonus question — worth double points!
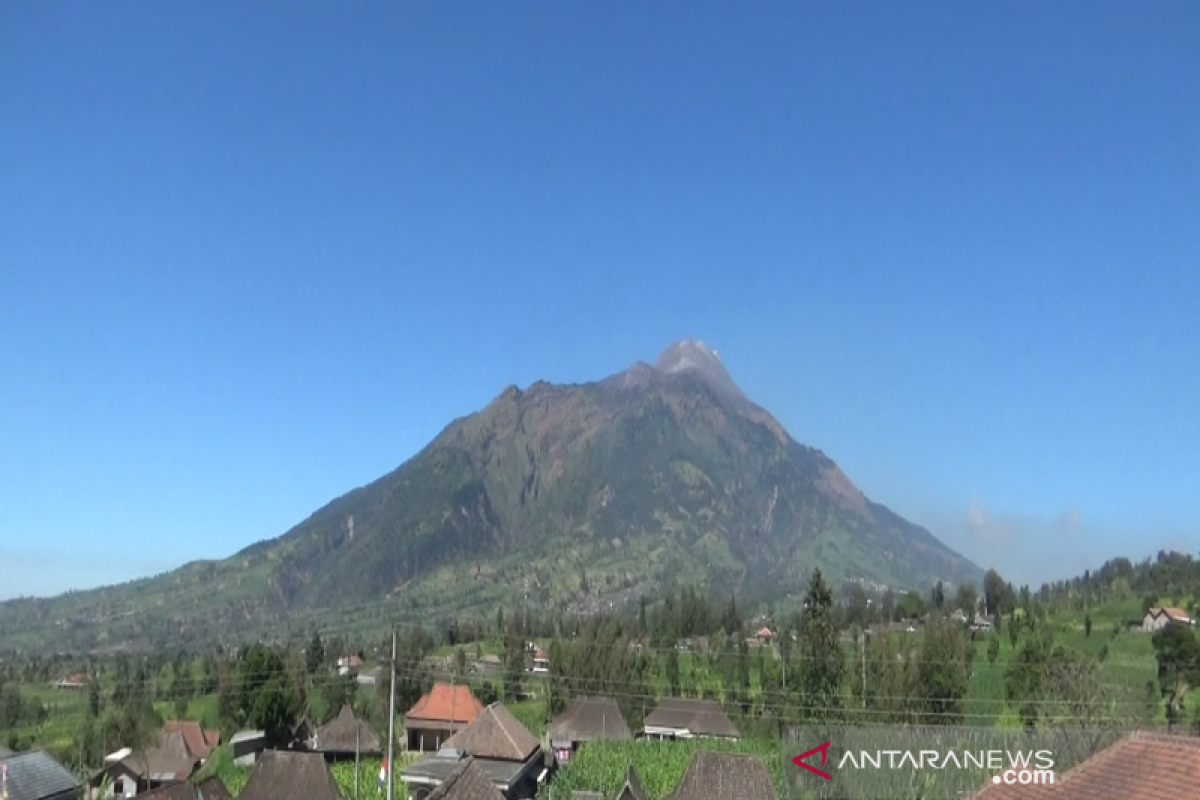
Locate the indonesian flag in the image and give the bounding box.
[378,758,387,790]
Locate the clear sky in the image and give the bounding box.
[1,2,1197,599]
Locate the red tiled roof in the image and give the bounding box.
[1159,607,1191,621]
[971,732,1200,799]
[756,627,772,638]
[405,683,485,724]
[163,721,220,761]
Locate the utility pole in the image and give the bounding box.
[386,630,396,800]
[860,628,867,708]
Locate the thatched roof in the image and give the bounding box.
[312,704,381,754]
[444,702,540,762]
[121,730,199,782]
[668,752,777,800]
[642,698,740,738]
[548,696,632,745]
[239,750,342,800]
[425,758,505,800]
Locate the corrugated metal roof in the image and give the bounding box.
[1,749,82,800]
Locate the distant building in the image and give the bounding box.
[547,696,632,763]
[1143,607,1194,632]
[640,698,739,741]
[308,704,381,760]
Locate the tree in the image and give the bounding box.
[306,632,325,676]
[987,635,1001,665]
[1152,622,1200,729]
[1004,632,1053,731]
[917,614,974,724]
[955,582,979,616]
[1084,614,1092,637]
[984,569,1011,617]
[797,569,844,722]
[1043,647,1109,729]
[931,581,945,611]
[665,649,681,697]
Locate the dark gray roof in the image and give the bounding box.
[444,703,540,762]
[238,750,342,800]
[425,758,505,800]
[121,730,199,782]
[642,698,740,738]
[668,752,777,800]
[401,755,530,789]
[548,697,632,744]
[0,749,82,800]
[312,704,381,754]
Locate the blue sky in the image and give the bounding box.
[1,2,1197,599]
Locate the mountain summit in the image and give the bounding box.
[0,340,981,652]
[653,339,746,401]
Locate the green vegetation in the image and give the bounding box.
[541,738,783,799]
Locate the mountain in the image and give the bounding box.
[0,340,981,652]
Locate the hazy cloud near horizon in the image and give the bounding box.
[933,499,1198,587]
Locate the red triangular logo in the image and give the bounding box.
[792,741,833,780]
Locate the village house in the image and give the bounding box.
[309,704,381,760]
[229,730,267,768]
[1,748,81,800]
[51,673,88,691]
[530,649,549,675]
[547,696,632,764]
[401,702,547,800]
[93,732,198,798]
[161,721,220,764]
[1142,607,1194,632]
[755,626,773,645]
[404,683,485,752]
[970,730,1200,799]
[238,751,343,800]
[336,654,364,677]
[639,698,740,741]
[421,758,505,800]
[670,752,778,800]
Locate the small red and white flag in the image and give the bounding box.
[378,758,388,790]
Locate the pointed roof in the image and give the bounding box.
[121,729,199,782]
[444,702,540,762]
[548,696,632,744]
[406,682,485,725]
[668,752,777,800]
[312,704,381,754]
[238,750,341,800]
[162,720,221,761]
[614,765,646,800]
[425,758,505,800]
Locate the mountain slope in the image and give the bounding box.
[0,341,981,651]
